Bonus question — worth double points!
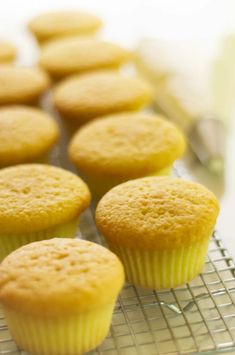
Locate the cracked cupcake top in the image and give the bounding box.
[28,11,102,43]
[53,71,153,122]
[0,65,50,105]
[40,37,131,79]
[96,177,219,250]
[0,238,124,315]
[0,106,59,166]
[0,164,90,233]
[69,113,186,178]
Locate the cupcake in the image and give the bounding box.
[53,71,153,125]
[0,41,16,63]
[0,164,90,260]
[0,65,50,105]
[96,177,219,289]
[0,106,59,167]
[0,238,124,354]
[39,37,131,80]
[28,11,102,44]
[69,113,186,198]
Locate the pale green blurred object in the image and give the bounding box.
[135,35,235,174]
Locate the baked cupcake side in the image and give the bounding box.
[28,11,102,44]
[53,71,153,123]
[0,105,59,166]
[0,164,91,260]
[0,238,124,354]
[39,37,132,79]
[0,41,16,63]
[69,113,186,198]
[0,65,50,105]
[96,177,219,289]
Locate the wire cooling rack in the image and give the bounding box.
[0,106,235,355]
[1,225,235,355]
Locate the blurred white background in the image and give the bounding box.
[1,0,235,61]
[0,0,235,255]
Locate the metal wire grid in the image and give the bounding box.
[1,227,235,355]
[83,218,235,354]
[0,110,235,354]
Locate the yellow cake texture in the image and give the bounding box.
[0,41,16,63]
[0,238,124,354]
[39,37,131,79]
[69,113,186,198]
[0,106,59,166]
[0,65,50,105]
[0,164,91,260]
[96,177,219,289]
[53,71,153,124]
[28,11,102,44]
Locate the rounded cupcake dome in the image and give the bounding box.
[96,176,219,250]
[28,11,102,44]
[39,37,131,79]
[0,238,124,354]
[0,106,59,166]
[69,112,186,179]
[0,66,50,105]
[0,238,124,316]
[53,71,153,123]
[0,41,16,63]
[0,164,91,234]
[96,176,219,288]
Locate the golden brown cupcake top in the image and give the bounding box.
[69,113,186,178]
[96,177,219,250]
[0,106,59,166]
[28,11,102,43]
[0,41,16,63]
[0,238,124,316]
[53,71,153,122]
[0,65,50,105]
[0,164,91,234]
[40,37,131,79]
